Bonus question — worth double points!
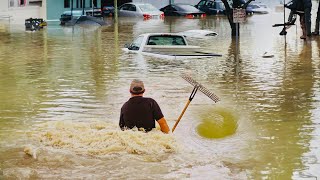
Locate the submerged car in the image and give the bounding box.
[59,10,105,26]
[160,4,206,18]
[60,10,83,25]
[118,3,164,19]
[102,6,115,16]
[246,4,270,14]
[178,30,218,38]
[195,0,226,15]
[123,33,221,59]
[85,8,103,17]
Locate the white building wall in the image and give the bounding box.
[40,0,46,20]
[0,1,9,11]
[0,0,44,24]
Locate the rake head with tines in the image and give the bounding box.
[181,75,220,103]
[172,75,220,132]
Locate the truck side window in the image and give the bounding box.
[129,36,143,50]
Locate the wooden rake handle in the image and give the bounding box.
[172,85,199,132]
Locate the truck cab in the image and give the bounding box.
[125,33,188,52]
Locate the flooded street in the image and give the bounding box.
[1,8,320,180]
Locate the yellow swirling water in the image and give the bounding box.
[196,107,238,139]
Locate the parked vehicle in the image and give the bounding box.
[60,10,83,25]
[118,3,164,19]
[195,0,226,15]
[220,0,254,15]
[246,4,270,14]
[160,4,206,18]
[178,30,218,38]
[102,6,115,16]
[60,10,105,26]
[123,33,221,59]
[60,9,102,25]
[85,8,103,17]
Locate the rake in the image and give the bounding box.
[172,75,220,132]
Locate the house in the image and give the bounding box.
[0,0,102,23]
[46,0,102,21]
[0,0,201,24]
[0,0,45,24]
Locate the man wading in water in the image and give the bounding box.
[119,79,170,133]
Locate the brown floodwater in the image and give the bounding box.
[0,9,319,179]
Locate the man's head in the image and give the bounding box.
[130,79,145,95]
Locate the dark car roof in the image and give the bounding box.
[164,4,202,12]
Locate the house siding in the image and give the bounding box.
[0,1,8,12]
[0,0,44,24]
[46,0,102,21]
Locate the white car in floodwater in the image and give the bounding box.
[122,33,222,59]
[178,30,218,38]
[247,4,270,14]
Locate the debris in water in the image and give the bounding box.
[262,52,274,58]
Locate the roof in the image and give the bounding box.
[138,33,184,36]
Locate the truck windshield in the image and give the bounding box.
[147,35,186,46]
[129,36,144,50]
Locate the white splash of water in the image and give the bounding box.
[26,121,179,156]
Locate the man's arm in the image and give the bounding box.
[157,117,170,134]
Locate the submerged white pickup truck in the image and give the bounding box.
[122,33,222,59]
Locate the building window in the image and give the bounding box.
[64,0,70,8]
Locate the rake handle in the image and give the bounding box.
[172,100,191,132]
[172,86,199,132]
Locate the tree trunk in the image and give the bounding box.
[221,0,254,37]
[231,22,238,36]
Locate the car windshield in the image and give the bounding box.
[147,35,186,46]
[175,4,199,12]
[138,4,158,12]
